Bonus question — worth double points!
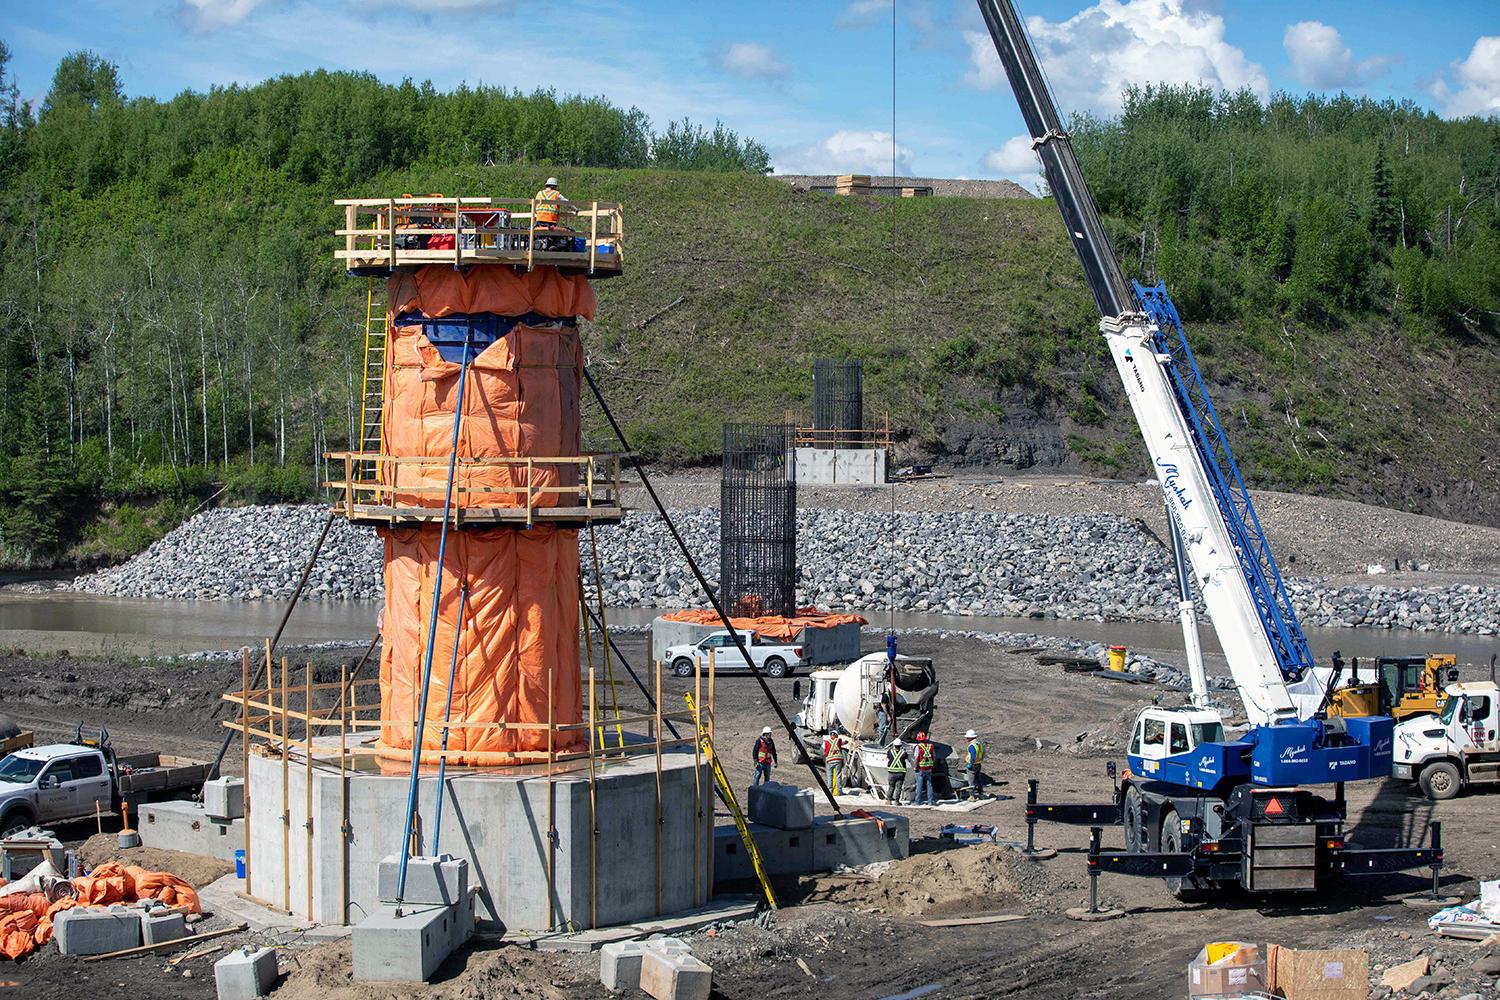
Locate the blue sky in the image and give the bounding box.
[6,1,1498,188]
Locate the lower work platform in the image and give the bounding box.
[244,739,713,932]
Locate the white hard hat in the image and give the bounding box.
[891,738,903,745]
[545,177,559,187]
[965,729,978,738]
[762,726,772,734]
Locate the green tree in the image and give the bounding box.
[41,50,121,115]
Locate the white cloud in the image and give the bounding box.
[1430,36,1500,118]
[772,130,913,177]
[715,42,787,81]
[1283,21,1394,90]
[352,0,519,9]
[963,0,1269,116]
[981,134,1044,194]
[175,0,272,33]
[836,0,890,30]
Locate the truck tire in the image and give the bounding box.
[764,657,788,678]
[672,658,694,678]
[1122,786,1142,854]
[1419,761,1462,801]
[0,806,35,838]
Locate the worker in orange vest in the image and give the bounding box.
[752,726,778,785]
[822,731,845,796]
[912,731,937,806]
[534,177,568,228]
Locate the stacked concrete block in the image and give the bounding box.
[713,822,812,883]
[812,812,909,870]
[141,909,189,946]
[747,782,814,830]
[214,946,278,1000]
[376,854,467,906]
[204,777,246,820]
[52,905,143,956]
[352,903,459,982]
[640,944,713,1000]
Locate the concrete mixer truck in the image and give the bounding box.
[791,651,947,798]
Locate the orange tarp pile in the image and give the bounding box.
[659,608,869,642]
[376,264,589,766]
[0,862,200,961]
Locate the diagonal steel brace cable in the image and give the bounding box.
[582,365,840,814]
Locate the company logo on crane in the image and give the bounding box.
[1157,460,1193,510]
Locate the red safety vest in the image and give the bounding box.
[915,741,935,771]
[823,736,844,765]
[535,187,562,224]
[756,737,774,764]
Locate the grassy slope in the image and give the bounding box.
[347,164,1500,524]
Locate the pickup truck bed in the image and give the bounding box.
[114,753,214,799]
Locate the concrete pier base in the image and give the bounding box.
[794,447,888,485]
[244,737,713,932]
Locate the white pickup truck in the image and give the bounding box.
[664,629,806,678]
[0,730,212,835]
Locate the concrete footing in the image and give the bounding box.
[139,800,244,862]
[811,813,909,869]
[245,738,713,931]
[794,447,888,485]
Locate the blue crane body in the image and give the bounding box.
[978,0,1437,893]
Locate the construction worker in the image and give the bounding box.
[822,731,845,796]
[752,726,778,786]
[534,176,568,228]
[912,731,936,806]
[963,728,987,799]
[875,701,890,745]
[885,738,908,804]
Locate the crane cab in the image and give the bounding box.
[1127,707,1248,792]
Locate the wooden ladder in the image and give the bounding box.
[357,278,387,483]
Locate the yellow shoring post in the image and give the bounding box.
[683,691,778,910]
[588,524,625,749]
[579,582,603,752]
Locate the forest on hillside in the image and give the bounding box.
[0,46,1496,566]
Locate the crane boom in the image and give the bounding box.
[975,0,1317,727]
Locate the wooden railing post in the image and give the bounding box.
[387,199,396,268]
[589,200,598,274]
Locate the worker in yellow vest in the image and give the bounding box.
[822,731,845,796]
[963,728,987,799]
[534,177,568,227]
[912,731,936,806]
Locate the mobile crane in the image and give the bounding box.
[978,0,1442,895]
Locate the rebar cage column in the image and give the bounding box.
[719,423,797,617]
[811,359,864,448]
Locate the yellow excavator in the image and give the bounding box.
[1328,654,1459,720]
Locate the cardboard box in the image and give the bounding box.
[1268,945,1369,1000]
[1189,943,1267,998]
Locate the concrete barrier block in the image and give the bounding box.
[204,777,246,820]
[640,946,712,1000]
[450,886,477,951]
[713,822,812,883]
[747,782,815,830]
[812,813,909,871]
[52,905,143,956]
[214,945,278,1000]
[600,940,649,991]
[376,854,468,906]
[352,903,457,982]
[142,910,189,946]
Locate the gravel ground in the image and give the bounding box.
[69,476,1500,635]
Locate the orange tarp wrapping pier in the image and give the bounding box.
[376,266,588,765]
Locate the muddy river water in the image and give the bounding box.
[1,590,1495,668]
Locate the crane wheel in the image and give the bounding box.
[1122,786,1142,854]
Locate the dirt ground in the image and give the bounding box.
[3,633,1499,998]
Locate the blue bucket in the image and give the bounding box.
[234,849,246,879]
[571,236,587,253]
[598,243,614,254]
